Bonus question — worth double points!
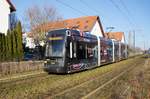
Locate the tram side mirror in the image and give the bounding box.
[66,30,71,36]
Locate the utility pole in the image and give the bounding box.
[128,31,132,56]
[144,40,145,51]
[133,30,136,56]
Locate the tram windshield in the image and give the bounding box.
[45,30,66,57]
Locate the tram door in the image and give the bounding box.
[66,40,98,64]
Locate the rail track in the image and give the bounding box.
[43,57,145,99]
[81,58,147,99]
[81,62,137,99]
[0,56,146,99]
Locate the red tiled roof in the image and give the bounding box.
[6,0,16,12]
[34,16,105,36]
[105,32,125,41]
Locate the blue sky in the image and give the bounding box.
[12,0,150,49]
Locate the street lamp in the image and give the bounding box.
[106,27,115,33]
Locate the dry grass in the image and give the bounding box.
[86,57,150,99]
[53,57,145,99]
[0,56,144,99]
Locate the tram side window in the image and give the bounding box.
[66,41,70,58]
[87,46,93,58]
[76,42,97,60]
[87,44,97,59]
[66,41,77,59]
[66,41,97,60]
[77,43,86,59]
[67,41,87,59]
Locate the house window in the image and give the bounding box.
[9,12,17,30]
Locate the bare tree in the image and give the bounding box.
[24,5,62,43]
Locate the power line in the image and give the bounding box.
[119,0,131,17]
[55,0,87,15]
[80,0,103,16]
[119,0,137,27]
[109,0,134,26]
[80,0,111,28]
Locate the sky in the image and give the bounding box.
[11,0,150,49]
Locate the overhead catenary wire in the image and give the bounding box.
[80,0,137,32]
[119,0,132,17]
[56,0,138,33]
[80,0,103,16]
[118,0,137,27]
[79,0,111,24]
[55,0,87,16]
[109,0,134,27]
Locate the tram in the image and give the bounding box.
[44,29,127,73]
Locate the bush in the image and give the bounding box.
[0,21,23,62]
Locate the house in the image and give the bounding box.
[105,32,126,43]
[0,0,16,35]
[35,16,105,37]
[26,16,105,48]
[23,32,36,49]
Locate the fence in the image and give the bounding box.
[0,61,44,77]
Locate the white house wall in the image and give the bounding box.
[26,37,36,49]
[0,0,10,35]
[90,21,103,37]
[121,36,125,43]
